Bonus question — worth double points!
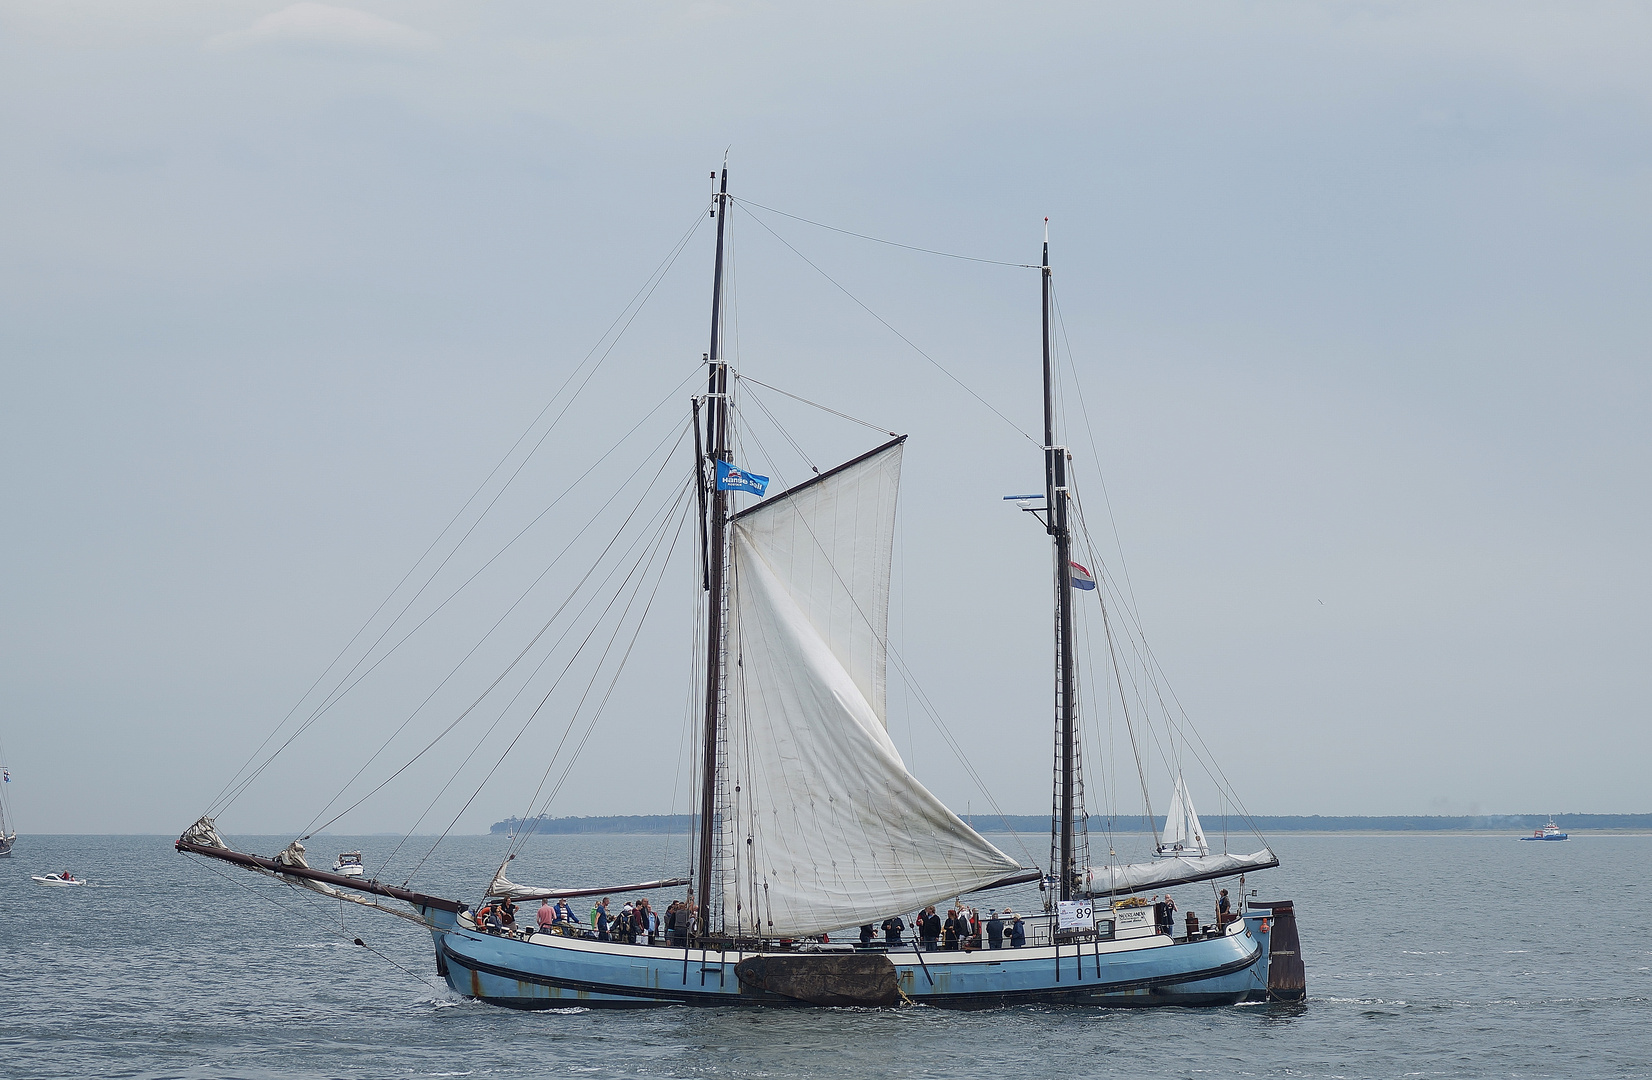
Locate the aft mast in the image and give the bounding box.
[1041,222,1079,903]
[695,161,732,938]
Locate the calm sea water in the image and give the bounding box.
[2,832,1647,1079]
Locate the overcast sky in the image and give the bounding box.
[2,1,1648,837]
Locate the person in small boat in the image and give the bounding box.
[880,914,905,945]
[986,910,1004,950]
[1005,912,1026,948]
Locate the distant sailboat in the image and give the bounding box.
[0,752,15,858]
[1157,775,1210,858]
[1085,774,1277,896]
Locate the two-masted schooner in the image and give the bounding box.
[179,166,1304,1008]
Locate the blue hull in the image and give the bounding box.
[421,907,1274,1009]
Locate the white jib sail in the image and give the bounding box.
[720,439,1023,938]
[1158,773,1209,857]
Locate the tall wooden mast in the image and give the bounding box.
[1041,224,1079,902]
[695,163,731,935]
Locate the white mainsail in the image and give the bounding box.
[1158,773,1209,857]
[719,439,1023,937]
[1083,849,1279,895]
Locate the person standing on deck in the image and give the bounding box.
[921,906,942,951]
[986,910,1004,950]
[1006,913,1026,948]
[595,897,611,942]
[536,899,556,933]
[1218,889,1232,928]
[1163,895,1177,938]
[881,915,905,945]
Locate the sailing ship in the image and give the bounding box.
[0,755,15,858]
[177,167,1304,1008]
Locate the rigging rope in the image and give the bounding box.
[499,485,698,866]
[730,196,1039,269]
[300,381,702,842]
[734,202,1040,447]
[1049,281,1269,849]
[373,447,697,878]
[736,374,898,437]
[209,204,711,820]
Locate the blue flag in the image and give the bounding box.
[715,460,769,496]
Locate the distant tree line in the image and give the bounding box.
[491,812,1652,835]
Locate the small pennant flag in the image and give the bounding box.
[715,460,769,497]
[1069,561,1097,590]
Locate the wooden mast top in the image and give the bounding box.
[695,163,731,936]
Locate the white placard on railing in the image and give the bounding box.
[1057,899,1095,931]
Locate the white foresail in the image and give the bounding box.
[1159,774,1209,857]
[720,439,1023,938]
[1083,849,1279,895]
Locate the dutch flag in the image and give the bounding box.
[1069,561,1097,591]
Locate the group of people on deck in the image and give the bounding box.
[472,894,701,947]
[477,889,1237,948]
[864,906,1026,951]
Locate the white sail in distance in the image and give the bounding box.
[1158,773,1209,858]
[719,438,1023,938]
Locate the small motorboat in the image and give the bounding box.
[332,851,365,877]
[32,872,85,886]
[1518,818,1569,841]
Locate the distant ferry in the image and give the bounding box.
[1519,818,1568,841]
